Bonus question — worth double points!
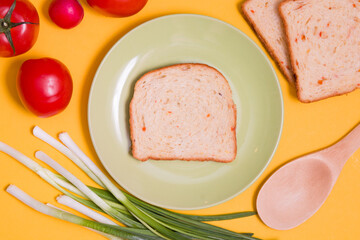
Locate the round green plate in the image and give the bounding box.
[88,14,283,210]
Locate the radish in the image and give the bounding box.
[49,0,84,29]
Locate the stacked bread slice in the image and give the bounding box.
[242,0,295,86]
[242,0,360,102]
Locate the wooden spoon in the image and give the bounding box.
[257,123,360,230]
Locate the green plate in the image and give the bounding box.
[88,14,283,210]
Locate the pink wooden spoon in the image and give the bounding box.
[257,123,360,230]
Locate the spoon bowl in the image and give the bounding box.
[257,123,360,230]
[257,157,333,230]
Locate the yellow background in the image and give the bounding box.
[1,0,360,239]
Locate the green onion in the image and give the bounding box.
[47,176,256,240]
[6,185,161,240]
[2,126,262,240]
[56,195,118,226]
[47,203,122,240]
[0,141,142,228]
[45,171,132,218]
[40,129,191,239]
[87,187,258,239]
[33,126,105,188]
[0,141,96,209]
[35,150,145,229]
[56,131,259,240]
[59,131,258,240]
[89,186,256,221]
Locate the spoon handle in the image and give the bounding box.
[325,123,360,171]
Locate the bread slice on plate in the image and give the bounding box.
[280,0,360,102]
[129,63,237,162]
[242,0,295,85]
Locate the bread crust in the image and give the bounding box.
[242,0,295,86]
[278,0,301,98]
[129,63,237,162]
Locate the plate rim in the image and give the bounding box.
[87,13,284,210]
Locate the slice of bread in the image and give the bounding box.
[242,0,295,85]
[280,0,360,102]
[129,63,237,162]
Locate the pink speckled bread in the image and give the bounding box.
[242,0,295,85]
[129,63,237,162]
[280,0,360,102]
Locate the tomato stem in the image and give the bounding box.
[2,22,9,28]
[0,0,39,55]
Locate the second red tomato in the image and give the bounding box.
[17,58,73,118]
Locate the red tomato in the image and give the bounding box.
[0,0,39,57]
[17,58,73,118]
[86,0,147,17]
